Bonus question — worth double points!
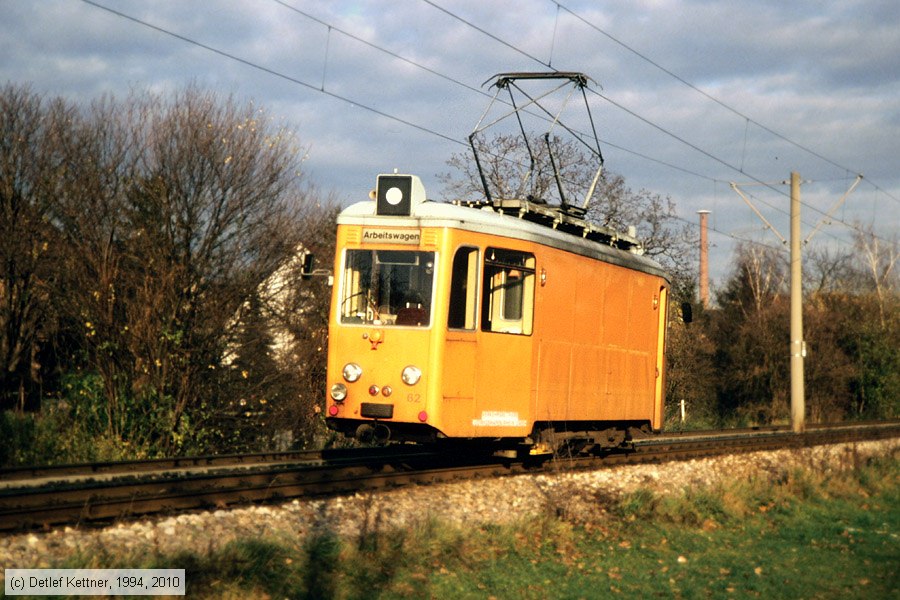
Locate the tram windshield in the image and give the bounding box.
[339,250,435,326]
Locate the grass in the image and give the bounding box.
[15,449,899,599]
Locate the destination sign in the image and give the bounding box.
[362,228,421,245]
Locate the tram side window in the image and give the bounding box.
[481,248,535,335]
[448,247,478,330]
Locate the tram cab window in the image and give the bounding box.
[448,247,478,330]
[339,250,434,326]
[481,248,535,335]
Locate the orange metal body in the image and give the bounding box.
[325,191,670,444]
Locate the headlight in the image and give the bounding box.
[342,363,363,382]
[330,383,348,402]
[401,365,422,385]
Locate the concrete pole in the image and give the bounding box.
[697,210,711,308]
[790,172,805,432]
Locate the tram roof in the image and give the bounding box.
[337,199,670,282]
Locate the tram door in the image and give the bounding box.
[443,246,535,436]
[443,247,479,427]
[473,248,536,433]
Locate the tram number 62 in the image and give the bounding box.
[406,393,421,404]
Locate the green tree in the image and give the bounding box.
[665,305,717,429]
[711,243,790,424]
[838,229,900,418]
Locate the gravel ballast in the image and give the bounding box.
[1,439,896,568]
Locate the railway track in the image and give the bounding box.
[1,422,897,533]
[0,446,433,486]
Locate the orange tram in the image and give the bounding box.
[324,172,673,455]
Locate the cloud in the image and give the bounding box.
[2,0,898,286]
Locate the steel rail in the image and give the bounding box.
[0,447,480,531]
[0,445,440,487]
[0,450,325,482]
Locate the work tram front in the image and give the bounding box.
[324,173,672,454]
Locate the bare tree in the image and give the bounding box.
[439,133,696,296]
[587,174,696,298]
[805,246,855,294]
[853,225,899,328]
[253,198,339,448]
[51,94,141,435]
[50,87,311,453]
[440,133,601,204]
[719,243,788,321]
[0,84,71,411]
[129,87,306,450]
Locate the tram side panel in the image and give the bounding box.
[532,244,667,431]
[436,230,667,439]
[326,219,669,442]
[600,261,664,425]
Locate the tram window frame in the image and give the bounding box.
[339,249,435,327]
[447,246,479,330]
[481,247,535,335]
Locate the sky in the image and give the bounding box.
[3,0,899,291]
